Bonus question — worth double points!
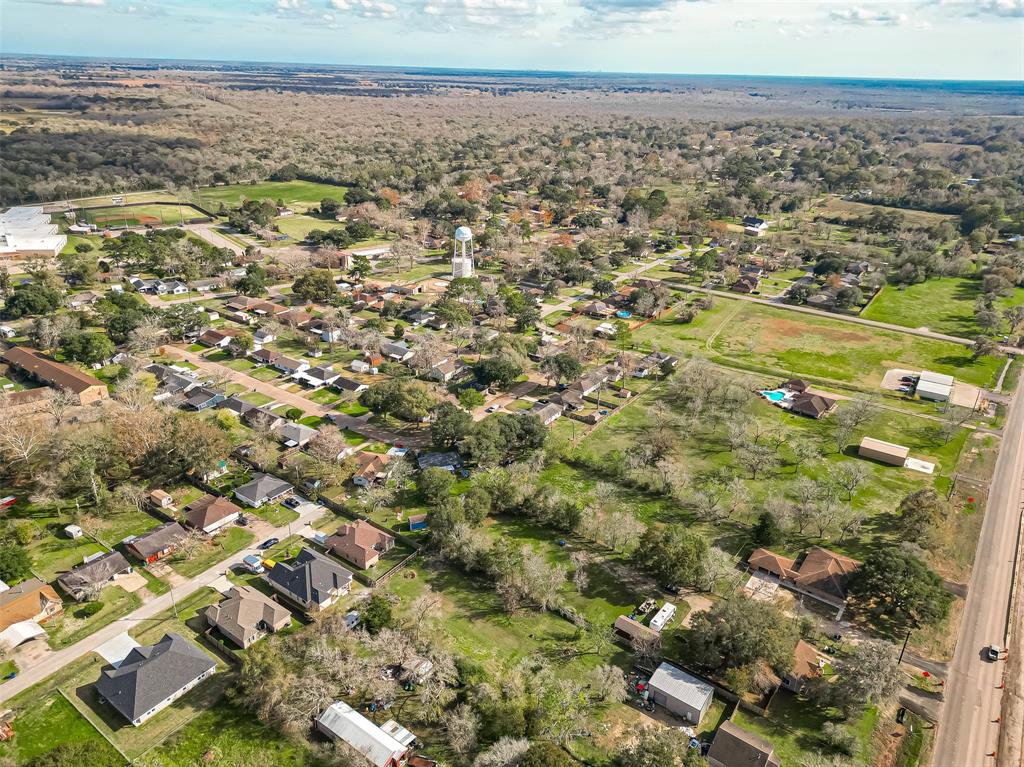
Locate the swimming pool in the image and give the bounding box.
[760,389,786,402]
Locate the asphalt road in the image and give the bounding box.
[0,500,326,704]
[933,382,1024,765]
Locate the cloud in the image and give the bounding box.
[828,6,907,25]
[570,0,702,37]
[330,0,399,18]
[417,0,544,29]
[16,0,105,5]
[974,0,1024,17]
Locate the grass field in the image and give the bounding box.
[272,213,345,241]
[815,196,958,227]
[863,277,1024,337]
[636,301,1003,390]
[77,203,205,227]
[194,180,349,212]
[170,527,255,578]
[0,688,124,765]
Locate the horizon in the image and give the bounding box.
[6,51,1024,87]
[2,0,1022,81]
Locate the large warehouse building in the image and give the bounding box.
[0,206,67,259]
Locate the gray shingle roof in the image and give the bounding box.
[57,551,131,598]
[235,473,293,505]
[267,548,352,606]
[126,522,188,560]
[95,633,215,722]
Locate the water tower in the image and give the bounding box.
[451,225,475,278]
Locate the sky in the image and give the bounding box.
[2,0,1022,81]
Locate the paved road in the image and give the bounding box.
[185,222,248,256]
[0,500,326,704]
[933,383,1024,766]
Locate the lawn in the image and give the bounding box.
[47,585,143,649]
[78,203,203,228]
[240,391,275,406]
[148,701,330,767]
[336,400,370,416]
[272,213,346,241]
[251,503,300,528]
[195,180,349,211]
[638,301,1003,389]
[170,526,255,578]
[0,689,123,765]
[863,277,1024,337]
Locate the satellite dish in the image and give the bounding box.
[454,226,473,242]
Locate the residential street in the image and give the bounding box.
[0,500,326,704]
[933,381,1024,766]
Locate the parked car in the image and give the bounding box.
[485,405,497,413]
[283,497,302,509]
[258,537,280,551]
[986,644,1001,661]
[236,515,249,526]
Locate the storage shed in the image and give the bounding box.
[647,662,714,724]
[858,437,909,466]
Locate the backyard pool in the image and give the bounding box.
[760,389,787,403]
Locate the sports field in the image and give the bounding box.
[77,203,205,227]
[195,180,348,211]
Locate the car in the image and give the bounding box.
[258,537,280,550]
[236,515,249,526]
[897,386,913,394]
[830,632,843,642]
[986,644,1001,661]
[485,405,497,413]
[283,497,301,509]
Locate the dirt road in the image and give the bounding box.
[933,383,1024,766]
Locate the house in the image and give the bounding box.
[250,348,282,366]
[428,359,468,383]
[183,386,225,411]
[0,578,63,633]
[416,452,463,472]
[334,376,369,395]
[647,662,714,724]
[205,585,292,648]
[67,291,101,309]
[1,347,109,405]
[326,519,396,569]
[94,633,216,727]
[253,328,276,346]
[747,546,861,619]
[218,395,254,417]
[408,513,428,532]
[730,274,759,294]
[163,280,189,295]
[583,301,614,318]
[782,378,809,393]
[234,473,294,508]
[197,329,232,348]
[353,452,393,487]
[315,701,412,767]
[125,522,188,565]
[279,422,319,448]
[550,389,585,411]
[613,615,659,644]
[267,548,353,612]
[707,720,780,767]
[293,364,341,388]
[742,216,770,236]
[350,359,373,374]
[188,277,224,292]
[273,356,310,376]
[57,551,133,601]
[382,342,414,362]
[530,402,563,426]
[782,640,822,694]
[146,364,200,399]
[635,351,678,377]
[858,437,910,466]
[242,406,286,431]
[184,494,243,534]
[788,392,837,419]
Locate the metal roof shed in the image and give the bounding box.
[647,662,714,724]
[315,701,410,767]
[916,379,951,402]
[919,370,955,387]
[858,437,910,466]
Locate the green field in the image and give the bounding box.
[272,213,345,241]
[77,203,205,227]
[863,277,1024,337]
[195,180,349,211]
[636,301,1003,389]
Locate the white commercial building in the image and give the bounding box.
[0,206,67,259]
[917,370,953,403]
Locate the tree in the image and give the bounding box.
[751,510,783,546]
[1,283,61,319]
[850,546,952,628]
[442,704,480,761]
[897,488,945,542]
[419,467,455,506]
[592,277,615,296]
[971,335,999,360]
[474,355,524,389]
[539,352,582,386]
[472,738,531,767]
[521,742,573,767]
[292,269,336,302]
[614,728,705,767]
[587,664,628,702]
[458,388,485,409]
[686,596,798,674]
[361,593,393,634]
[0,537,32,583]
[61,332,115,366]
[349,254,372,279]
[636,525,708,588]
[432,402,474,448]
[831,639,902,715]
